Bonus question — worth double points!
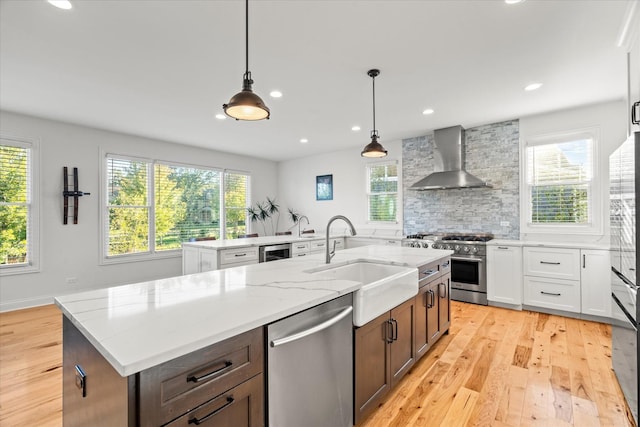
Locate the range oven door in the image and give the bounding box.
[611,269,638,424]
[451,256,486,293]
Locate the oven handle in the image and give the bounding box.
[451,256,484,263]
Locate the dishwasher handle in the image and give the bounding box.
[270,306,353,348]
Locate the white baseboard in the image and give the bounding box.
[0,296,56,313]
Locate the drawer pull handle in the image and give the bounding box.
[540,261,560,265]
[188,396,234,425]
[421,269,438,279]
[234,253,247,257]
[441,261,450,268]
[540,291,561,296]
[498,247,509,250]
[298,253,306,256]
[187,360,233,383]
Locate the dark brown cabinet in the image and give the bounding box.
[438,274,451,333]
[63,318,264,427]
[415,260,451,360]
[354,298,416,424]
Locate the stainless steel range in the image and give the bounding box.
[403,232,493,305]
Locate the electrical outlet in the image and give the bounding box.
[66,277,78,285]
[500,221,510,227]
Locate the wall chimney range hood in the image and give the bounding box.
[410,125,492,190]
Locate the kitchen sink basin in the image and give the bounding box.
[306,261,418,326]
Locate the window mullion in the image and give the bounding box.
[149,162,156,253]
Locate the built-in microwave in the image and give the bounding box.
[259,243,291,263]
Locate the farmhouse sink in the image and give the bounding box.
[306,261,418,326]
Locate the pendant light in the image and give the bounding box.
[361,69,387,158]
[223,0,270,121]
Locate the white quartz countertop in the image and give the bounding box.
[487,239,609,250]
[55,245,452,377]
[182,234,343,249]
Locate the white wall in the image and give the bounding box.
[0,111,278,311]
[277,139,403,236]
[519,99,627,243]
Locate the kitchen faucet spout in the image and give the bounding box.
[298,215,310,237]
[325,215,357,263]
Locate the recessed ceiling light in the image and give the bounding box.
[524,83,543,91]
[270,90,283,98]
[300,138,308,144]
[505,0,525,4]
[351,126,361,131]
[48,0,73,9]
[422,109,435,115]
[215,113,226,120]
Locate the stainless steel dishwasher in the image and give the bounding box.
[267,294,353,427]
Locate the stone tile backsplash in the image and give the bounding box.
[402,119,520,239]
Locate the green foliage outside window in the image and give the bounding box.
[107,157,249,256]
[367,163,398,222]
[0,145,29,265]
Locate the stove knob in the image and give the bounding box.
[463,246,470,253]
[471,247,479,254]
[445,244,452,250]
[410,242,417,248]
[422,242,430,248]
[454,245,460,251]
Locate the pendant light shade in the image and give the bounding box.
[223,0,270,121]
[361,69,387,158]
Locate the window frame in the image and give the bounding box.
[0,135,40,276]
[520,127,602,236]
[100,151,251,264]
[365,160,400,224]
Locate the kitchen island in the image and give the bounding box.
[56,245,452,426]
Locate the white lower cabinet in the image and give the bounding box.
[487,245,523,307]
[182,246,258,274]
[524,276,581,313]
[292,238,344,257]
[347,237,400,248]
[580,249,611,317]
[518,246,611,319]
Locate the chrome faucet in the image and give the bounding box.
[325,215,357,263]
[298,215,310,237]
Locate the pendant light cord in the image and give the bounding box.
[245,0,249,76]
[372,74,376,133]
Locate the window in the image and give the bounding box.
[366,162,398,223]
[524,129,599,233]
[224,171,249,239]
[0,138,38,274]
[104,154,250,260]
[155,163,221,250]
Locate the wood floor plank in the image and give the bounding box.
[440,386,479,426]
[0,302,635,427]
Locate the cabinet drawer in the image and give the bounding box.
[139,327,263,426]
[165,373,264,427]
[439,257,451,277]
[418,260,440,286]
[220,247,259,266]
[310,240,327,251]
[523,247,580,280]
[523,276,580,313]
[291,242,310,255]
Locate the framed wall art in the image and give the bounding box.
[316,174,333,201]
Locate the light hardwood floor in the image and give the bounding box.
[0,302,635,426]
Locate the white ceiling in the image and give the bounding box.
[0,0,630,162]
